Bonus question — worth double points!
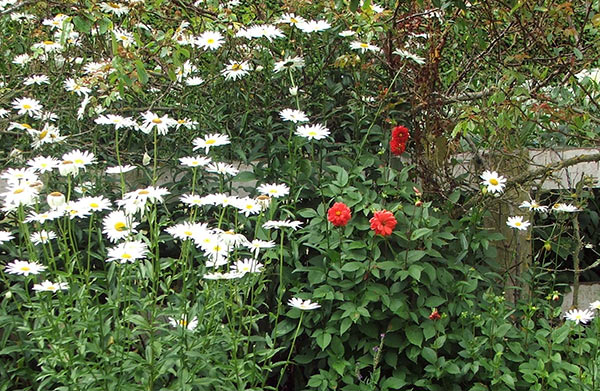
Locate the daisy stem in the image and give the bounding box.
[276,311,304,389]
[353,68,403,166]
[85,213,95,287]
[288,68,300,110]
[115,128,126,197]
[152,128,158,185]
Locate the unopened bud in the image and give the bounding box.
[47,191,65,209]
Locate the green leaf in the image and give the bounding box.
[500,373,515,388]
[316,332,332,350]
[341,262,363,272]
[421,347,437,364]
[73,16,92,33]
[425,296,446,307]
[381,376,406,390]
[233,171,257,182]
[406,326,423,347]
[552,324,570,344]
[349,0,360,11]
[134,59,149,85]
[411,228,432,241]
[408,264,423,281]
[446,363,461,375]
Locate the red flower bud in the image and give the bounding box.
[429,308,441,321]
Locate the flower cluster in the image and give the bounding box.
[390,126,410,156]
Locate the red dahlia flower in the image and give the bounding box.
[327,202,352,227]
[390,125,410,156]
[369,210,397,236]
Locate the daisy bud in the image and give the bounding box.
[256,195,271,210]
[47,191,65,209]
[5,291,12,299]
[29,181,44,192]
[289,86,298,96]
[142,152,151,166]
[255,65,264,72]
[58,160,78,176]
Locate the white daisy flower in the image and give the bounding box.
[296,123,330,140]
[273,56,305,73]
[11,97,43,117]
[279,108,309,123]
[27,156,61,173]
[166,222,210,241]
[95,114,137,129]
[0,231,15,244]
[203,271,244,280]
[231,258,263,274]
[565,308,594,324]
[233,197,262,216]
[168,315,198,330]
[288,297,321,310]
[99,2,130,16]
[179,156,212,168]
[552,203,580,213]
[257,183,289,198]
[519,200,548,213]
[23,75,50,86]
[5,260,46,276]
[185,76,205,86]
[221,60,252,80]
[192,134,230,154]
[64,79,91,97]
[113,27,135,47]
[277,13,306,26]
[393,49,426,64]
[25,210,63,224]
[106,165,136,174]
[195,30,224,50]
[139,111,178,135]
[262,220,303,230]
[62,149,96,170]
[32,280,68,292]
[339,30,356,37]
[506,216,530,231]
[480,171,506,194]
[350,41,381,53]
[106,240,149,263]
[102,210,139,242]
[206,162,239,176]
[79,196,112,213]
[179,193,206,207]
[246,239,275,257]
[30,230,57,245]
[297,20,331,33]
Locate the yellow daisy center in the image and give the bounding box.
[13,188,24,194]
[138,190,150,195]
[39,130,48,139]
[184,230,193,236]
[308,131,317,136]
[21,123,32,129]
[114,222,127,231]
[23,104,32,109]
[489,178,499,186]
[121,253,132,259]
[75,159,84,164]
[360,43,369,48]
[205,139,216,144]
[43,40,54,45]
[515,222,521,226]
[152,118,162,124]
[90,202,99,208]
[231,63,242,71]
[179,319,188,326]
[20,266,30,271]
[207,38,214,44]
